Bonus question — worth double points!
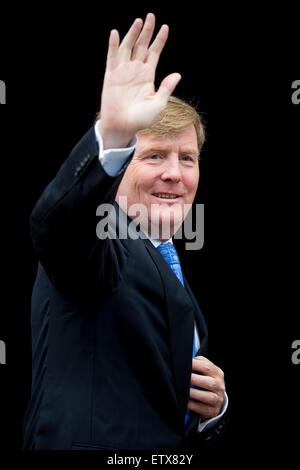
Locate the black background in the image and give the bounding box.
[0,2,299,467]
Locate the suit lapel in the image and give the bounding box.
[183,278,208,356]
[144,240,195,426]
[183,278,209,433]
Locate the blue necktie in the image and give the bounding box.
[156,242,185,287]
[156,242,197,427]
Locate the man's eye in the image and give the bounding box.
[180,155,194,162]
[148,154,162,160]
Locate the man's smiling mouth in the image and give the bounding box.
[152,192,181,200]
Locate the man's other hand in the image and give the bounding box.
[188,356,226,420]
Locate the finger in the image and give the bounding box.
[192,356,224,379]
[190,373,222,393]
[131,12,156,62]
[189,387,221,407]
[146,24,169,69]
[156,73,182,103]
[119,18,143,60]
[187,400,217,420]
[106,29,120,65]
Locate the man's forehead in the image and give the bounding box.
[136,126,198,154]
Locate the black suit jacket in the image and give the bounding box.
[23,128,227,450]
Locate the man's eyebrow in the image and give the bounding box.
[139,146,199,157]
[138,146,167,155]
[180,149,199,157]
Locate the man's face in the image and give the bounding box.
[116,125,200,239]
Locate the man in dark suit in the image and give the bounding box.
[23,13,227,450]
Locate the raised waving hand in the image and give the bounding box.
[99,13,182,149]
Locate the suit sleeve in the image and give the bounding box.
[30,127,130,296]
[185,408,229,450]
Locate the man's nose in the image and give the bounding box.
[160,158,181,182]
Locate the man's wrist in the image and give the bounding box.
[94,121,137,177]
[197,391,228,433]
[99,121,135,150]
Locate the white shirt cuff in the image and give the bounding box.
[94,120,137,176]
[197,391,228,433]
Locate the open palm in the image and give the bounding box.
[100,13,181,143]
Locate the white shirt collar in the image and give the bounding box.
[146,236,173,248]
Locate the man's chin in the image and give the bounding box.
[147,215,183,241]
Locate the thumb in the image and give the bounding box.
[156,73,182,103]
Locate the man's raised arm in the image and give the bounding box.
[30,13,180,293]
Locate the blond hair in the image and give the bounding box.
[138,96,205,154]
